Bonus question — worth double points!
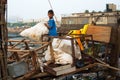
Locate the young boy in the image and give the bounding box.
[44,10,57,36]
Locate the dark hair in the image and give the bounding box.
[48,9,54,14]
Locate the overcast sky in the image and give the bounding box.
[8,0,120,20]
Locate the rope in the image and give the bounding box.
[48,0,59,26]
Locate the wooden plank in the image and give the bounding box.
[53,64,72,71]
[44,65,76,76]
[55,67,76,76]
[86,26,112,43]
[32,63,98,79]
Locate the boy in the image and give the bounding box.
[44,10,57,36]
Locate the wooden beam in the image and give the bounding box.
[8,49,30,52]
[109,21,120,76]
[8,39,49,44]
[0,1,8,80]
[11,39,25,48]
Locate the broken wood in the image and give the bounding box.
[87,55,120,71]
[15,70,38,80]
[31,72,49,79]
[96,63,120,71]
[8,39,30,42]
[35,42,50,52]
[11,39,25,48]
[8,39,49,44]
[49,41,55,62]
[8,49,30,52]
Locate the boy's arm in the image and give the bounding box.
[44,23,50,29]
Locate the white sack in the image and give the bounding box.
[44,38,82,65]
[44,48,73,65]
[52,38,62,49]
[20,22,49,41]
[56,38,82,60]
[54,49,73,65]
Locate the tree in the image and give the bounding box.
[85,10,89,13]
[92,10,96,13]
[98,11,102,13]
[7,22,37,27]
[116,10,120,11]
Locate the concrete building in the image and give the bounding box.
[60,11,120,31]
[106,3,116,12]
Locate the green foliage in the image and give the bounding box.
[92,10,96,13]
[116,10,120,11]
[84,10,89,13]
[7,22,37,27]
[28,22,37,26]
[98,11,102,13]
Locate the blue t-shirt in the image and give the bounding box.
[48,18,57,36]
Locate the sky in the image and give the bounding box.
[8,0,120,20]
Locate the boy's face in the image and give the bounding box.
[48,13,54,19]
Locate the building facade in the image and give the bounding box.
[61,12,120,28]
[106,3,117,12]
